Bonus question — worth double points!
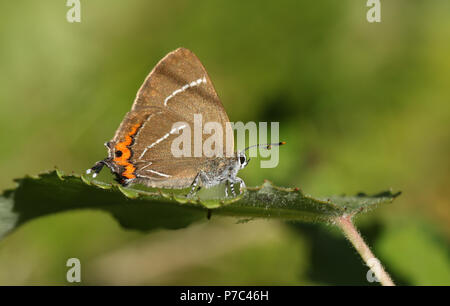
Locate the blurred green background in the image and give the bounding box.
[0,0,449,285]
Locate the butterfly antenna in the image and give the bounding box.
[241,141,286,153]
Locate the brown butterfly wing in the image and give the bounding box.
[132,48,233,154]
[112,48,233,188]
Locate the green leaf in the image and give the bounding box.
[0,170,400,238]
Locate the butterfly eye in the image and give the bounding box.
[239,156,246,165]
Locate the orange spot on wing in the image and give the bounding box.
[114,123,141,179]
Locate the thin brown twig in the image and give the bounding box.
[335,215,395,286]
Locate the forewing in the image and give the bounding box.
[132,47,234,155]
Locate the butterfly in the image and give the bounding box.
[87,48,283,196]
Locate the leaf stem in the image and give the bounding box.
[335,215,395,286]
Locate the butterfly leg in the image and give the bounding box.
[224,181,229,197]
[235,177,246,194]
[188,173,201,197]
[229,180,236,197]
[188,171,209,197]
